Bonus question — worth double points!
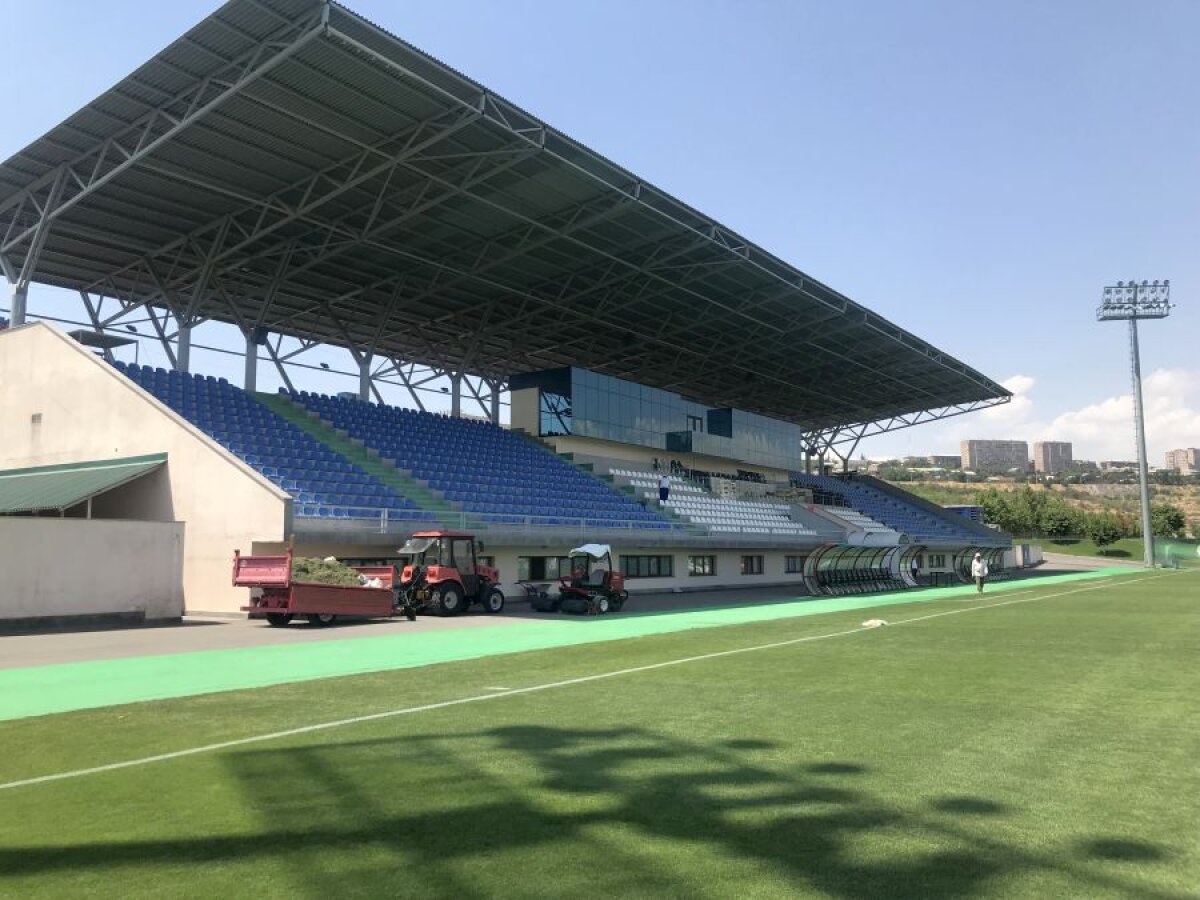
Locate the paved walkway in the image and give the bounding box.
[0,569,1128,721]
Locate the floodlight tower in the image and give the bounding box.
[1096,280,1172,567]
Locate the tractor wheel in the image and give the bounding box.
[596,595,611,615]
[437,584,465,616]
[306,613,337,627]
[481,587,505,614]
[265,613,293,628]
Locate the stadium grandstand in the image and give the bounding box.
[0,0,1014,622]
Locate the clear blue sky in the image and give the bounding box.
[3,0,1198,461]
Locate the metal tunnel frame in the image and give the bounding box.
[952,546,1008,584]
[802,543,907,596]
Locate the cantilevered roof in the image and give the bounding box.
[0,0,1009,434]
[0,454,165,514]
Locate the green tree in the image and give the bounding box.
[1150,504,1187,538]
[976,488,1012,532]
[1087,514,1124,551]
[1006,487,1046,535]
[1040,503,1083,538]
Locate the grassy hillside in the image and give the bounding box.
[892,480,1200,537]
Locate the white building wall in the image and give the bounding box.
[0,323,290,614]
[0,518,184,622]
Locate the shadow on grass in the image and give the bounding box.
[929,796,1008,815]
[0,726,1185,899]
[1098,549,1132,558]
[1080,838,1171,862]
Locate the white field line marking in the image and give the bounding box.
[0,572,1174,793]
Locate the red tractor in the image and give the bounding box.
[395,530,505,616]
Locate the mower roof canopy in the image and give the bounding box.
[570,544,613,560]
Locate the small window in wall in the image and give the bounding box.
[929,554,946,568]
[740,555,764,576]
[517,556,573,581]
[688,555,716,576]
[621,555,674,578]
[687,414,704,432]
[784,555,803,574]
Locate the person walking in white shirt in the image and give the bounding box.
[658,474,671,506]
[971,552,989,594]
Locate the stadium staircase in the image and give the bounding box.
[290,392,675,531]
[254,392,456,524]
[114,363,434,522]
[805,504,898,541]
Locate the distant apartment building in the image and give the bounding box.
[1165,448,1199,475]
[927,455,961,469]
[960,440,1029,473]
[1033,441,1073,474]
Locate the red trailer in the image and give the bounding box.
[233,550,416,627]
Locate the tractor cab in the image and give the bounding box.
[396,530,503,616]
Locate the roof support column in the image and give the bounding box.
[359,353,372,402]
[244,330,259,393]
[9,283,27,327]
[175,319,192,373]
[450,372,462,418]
[489,379,500,425]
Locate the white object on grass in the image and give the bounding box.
[861,619,889,628]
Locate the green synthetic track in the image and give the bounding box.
[0,570,1127,722]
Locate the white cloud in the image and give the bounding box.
[978,374,1036,425]
[862,368,1200,462]
[1049,368,1200,461]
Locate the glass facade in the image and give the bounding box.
[512,367,806,469]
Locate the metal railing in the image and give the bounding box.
[292,503,696,535]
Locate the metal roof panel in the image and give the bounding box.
[0,454,166,514]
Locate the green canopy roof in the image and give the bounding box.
[0,454,165,514]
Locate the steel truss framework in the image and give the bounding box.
[1,0,1009,451]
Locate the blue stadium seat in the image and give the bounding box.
[291,391,674,531]
[113,363,424,520]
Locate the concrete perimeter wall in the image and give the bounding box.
[0,323,290,614]
[0,518,184,623]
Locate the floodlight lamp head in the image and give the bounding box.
[1096,278,1172,321]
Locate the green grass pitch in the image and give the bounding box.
[1,571,1197,898]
